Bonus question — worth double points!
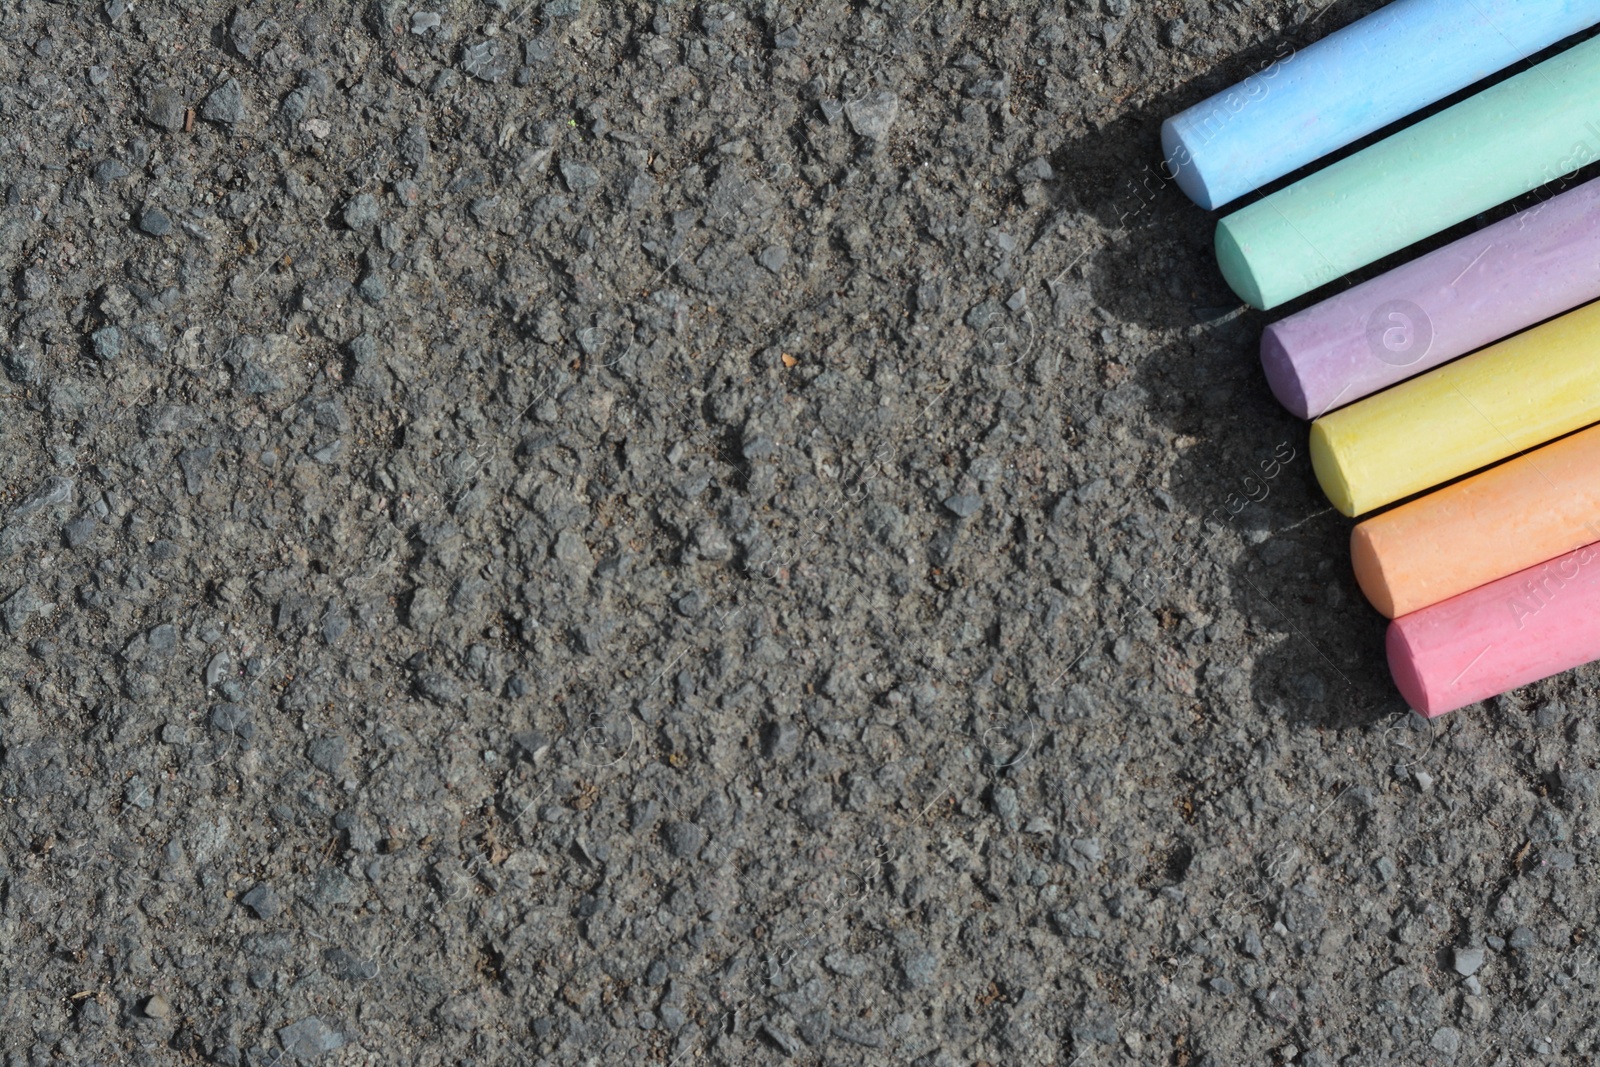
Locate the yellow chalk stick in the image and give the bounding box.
[1311,300,1600,517]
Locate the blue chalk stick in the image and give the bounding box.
[1162,0,1600,210]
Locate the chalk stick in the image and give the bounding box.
[1163,0,1600,210]
[1352,424,1600,617]
[1310,299,1600,516]
[1262,176,1600,419]
[1215,34,1600,310]
[1388,538,1600,716]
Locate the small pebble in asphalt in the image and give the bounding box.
[146,86,184,130]
[139,207,172,236]
[278,1017,344,1061]
[943,493,981,519]
[241,883,281,920]
[343,192,380,230]
[202,78,247,124]
[91,326,121,361]
[844,89,899,141]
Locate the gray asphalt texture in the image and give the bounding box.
[2,1,1595,1065]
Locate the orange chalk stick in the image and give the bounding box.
[1353,424,1600,618]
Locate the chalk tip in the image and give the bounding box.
[1309,419,1359,517]
[1350,522,1399,619]
[1385,618,1436,716]
[1160,118,1220,210]
[1260,324,1313,419]
[1215,218,1268,311]
[1386,618,1470,719]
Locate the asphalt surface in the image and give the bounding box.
[2,1,1597,1065]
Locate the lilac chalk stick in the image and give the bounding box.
[1260,176,1600,419]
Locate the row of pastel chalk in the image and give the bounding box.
[1161,0,1600,715]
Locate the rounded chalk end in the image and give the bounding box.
[1215,220,1267,310]
[1350,523,1398,619]
[1309,420,1358,517]
[1160,118,1217,210]
[1385,619,1437,716]
[1260,324,1312,419]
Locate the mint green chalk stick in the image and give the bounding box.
[1216,34,1600,310]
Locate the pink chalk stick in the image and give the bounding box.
[1261,176,1600,419]
[1388,539,1600,717]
